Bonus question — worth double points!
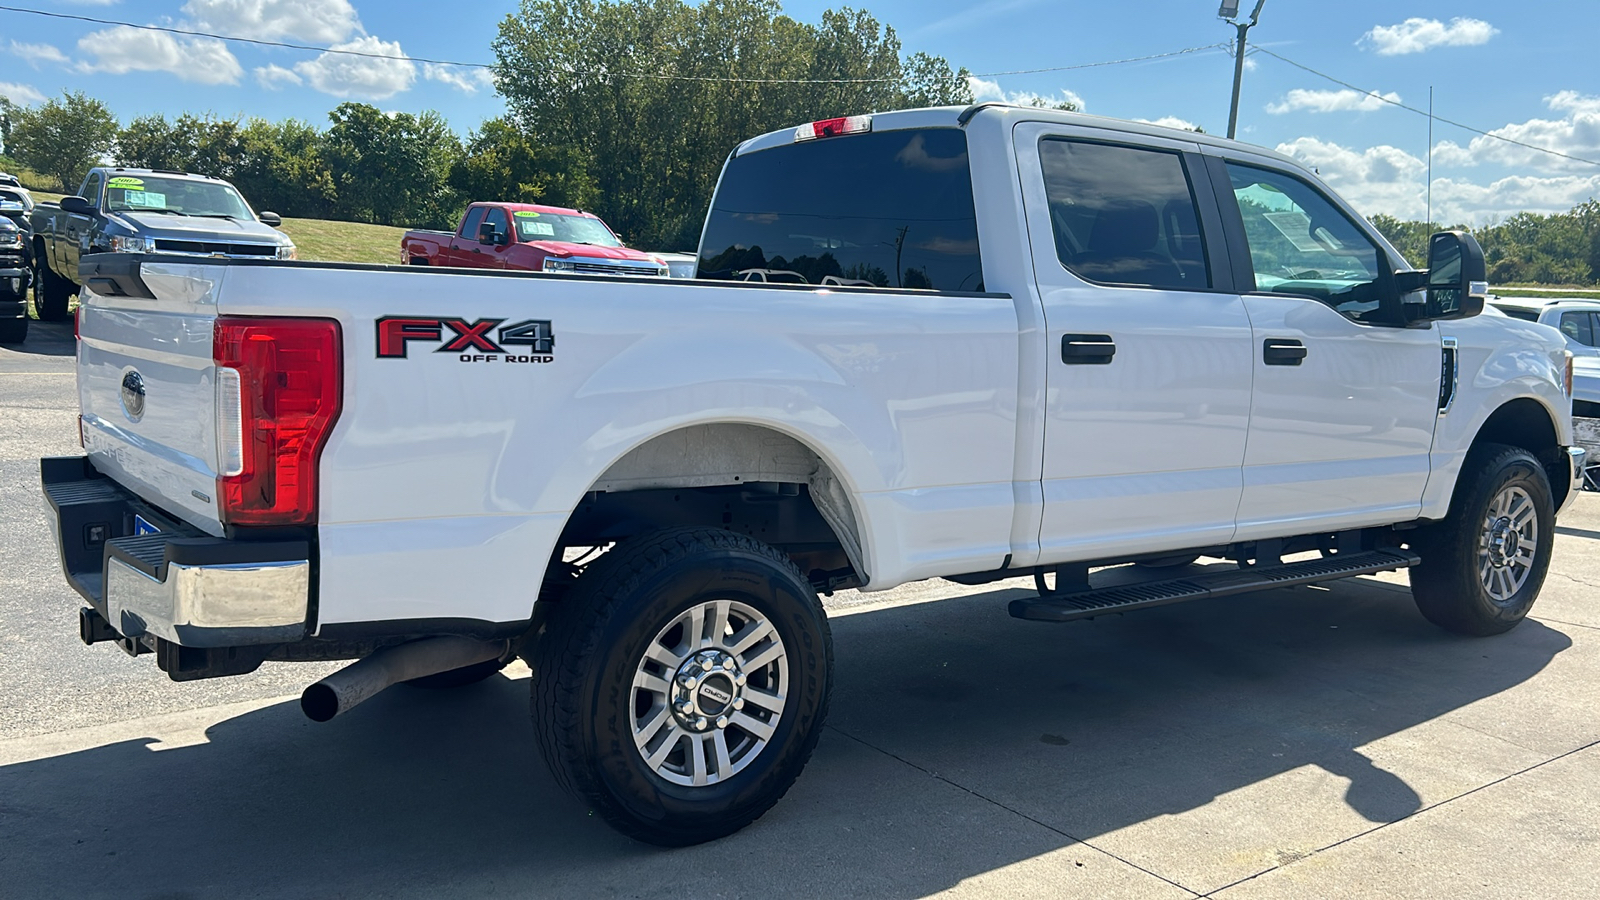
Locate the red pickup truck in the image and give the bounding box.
[401,202,670,277]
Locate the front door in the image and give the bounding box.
[1213,156,1441,537]
[1017,125,1254,563]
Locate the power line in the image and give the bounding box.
[1250,45,1600,169]
[0,3,1220,85]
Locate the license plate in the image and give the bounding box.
[133,514,159,537]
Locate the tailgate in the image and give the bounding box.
[77,256,226,535]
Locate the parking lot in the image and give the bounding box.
[2,318,1598,899]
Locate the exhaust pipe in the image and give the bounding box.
[301,636,509,722]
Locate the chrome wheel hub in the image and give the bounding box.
[630,599,789,786]
[1478,485,1538,603]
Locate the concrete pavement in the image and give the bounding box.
[2,319,1597,898]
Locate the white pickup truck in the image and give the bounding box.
[42,104,1585,846]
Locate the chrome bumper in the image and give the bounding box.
[1560,446,1587,515]
[41,456,310,648]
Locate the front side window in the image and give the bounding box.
[482,208,510,242]
[1225,163,1387,322]
[82,174,104,206]
[459,206,488,239]
[1040,140,1210,290]
[698,127,983,291]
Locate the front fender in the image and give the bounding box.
[1421,316,1571,518]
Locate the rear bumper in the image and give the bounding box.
[0,265,25,302]
[41,456,311,648]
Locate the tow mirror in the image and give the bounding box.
[1423,230,1487,320]
[258,211,282,227]
[60,196,93,215]
[1401,230,1487,322]
[477,222,501,245]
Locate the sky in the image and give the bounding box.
[2,0,1598,226]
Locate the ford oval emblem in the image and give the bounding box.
[120,369,146,422]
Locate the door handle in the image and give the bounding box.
[1062,333,1116,365]
[1263,338,1308,366]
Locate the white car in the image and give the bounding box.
[1489,295,1600,416]
[42,104,1584,845]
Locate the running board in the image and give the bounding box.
[1008,549,1420,623]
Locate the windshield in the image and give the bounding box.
[512,211,620,246]
[102,175,254,219]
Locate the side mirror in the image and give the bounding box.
[477,222,501,245]
[258,211,282,227]
[1423,230,1487,320]
[60,196,93,215]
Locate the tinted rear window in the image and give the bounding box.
[697,128,983,291]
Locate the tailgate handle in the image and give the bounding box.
[1062,334,1116,365]
[1263,338,1308,366]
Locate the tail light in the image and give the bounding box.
[213,317,342,526]
[794,115,872,142]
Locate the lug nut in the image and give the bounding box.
[734,673,747,686]
[721,658,735,671]
[675,699,693,713]
[682,675,698,689]
[715,715,729,729]
[732,697,745,711]
[694,716,708,730]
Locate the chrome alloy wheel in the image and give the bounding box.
[630,599,789,787]
[1479,484,1539,603]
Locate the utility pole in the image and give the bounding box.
[1220,0,1266,139]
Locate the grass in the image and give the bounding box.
[1494,286,1600,300]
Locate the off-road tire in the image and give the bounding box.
[529,526,833,846]
[0,315,25,344]
[1411,444,1554,636]
[33,258,73,322]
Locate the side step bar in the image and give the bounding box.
[1009,549,1420,623]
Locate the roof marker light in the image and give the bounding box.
[794,115,872,142]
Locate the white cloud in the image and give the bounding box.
[0,81,47,105]
[1276,135,1600,224]
[424,63,495,94]
[1137,116,1202,132]
[1426,91,1600,174]
[965,75,1084,111]
[1266,88,1402,115]
[293,35,415,100]
[183,0,361,43]
[76,26,242,85]
[254,64,302,90]
[1360,17,1498,56]
[9,41,69,68]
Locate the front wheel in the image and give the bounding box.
[1411,444,1554,636]
[33,258,73,322]
[530,527,833,846]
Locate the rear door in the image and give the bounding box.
[1210,155,1441,537]
[1016,124,1254,562]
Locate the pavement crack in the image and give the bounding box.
[825,724,1203,898]
[1198,737,1600,897]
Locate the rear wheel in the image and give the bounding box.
[1411,444,1554,636]
[529,526,832,846]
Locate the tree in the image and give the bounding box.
[493,0,972,250]
[5,91,119,192]
[322,103,463,228]
[235,118,337,219]
[448,117,597,212]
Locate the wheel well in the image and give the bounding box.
[1471,398,1568,507]
[549,424,866,593]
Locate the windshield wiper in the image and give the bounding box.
[118,208,183,215]
[187,213,240,219]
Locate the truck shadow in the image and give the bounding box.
[0,577,1571,899]
[5,316,76,356]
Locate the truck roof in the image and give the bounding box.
[470,201,602,219]
[732,103,1303,168]
[91,166,231,184]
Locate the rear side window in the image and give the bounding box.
[698,128,983,291]
[460,206,488,239]
[1039,140,1210,290]
[1490,305,1540,322]
[1559,311,1595,346]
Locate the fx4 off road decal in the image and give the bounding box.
[376,316,555,363]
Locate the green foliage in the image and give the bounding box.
[493,0,974,249]
[323,103,463,229]
[448,117,598,213]
[4,91,120,192]
[1372,205,1600,285]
